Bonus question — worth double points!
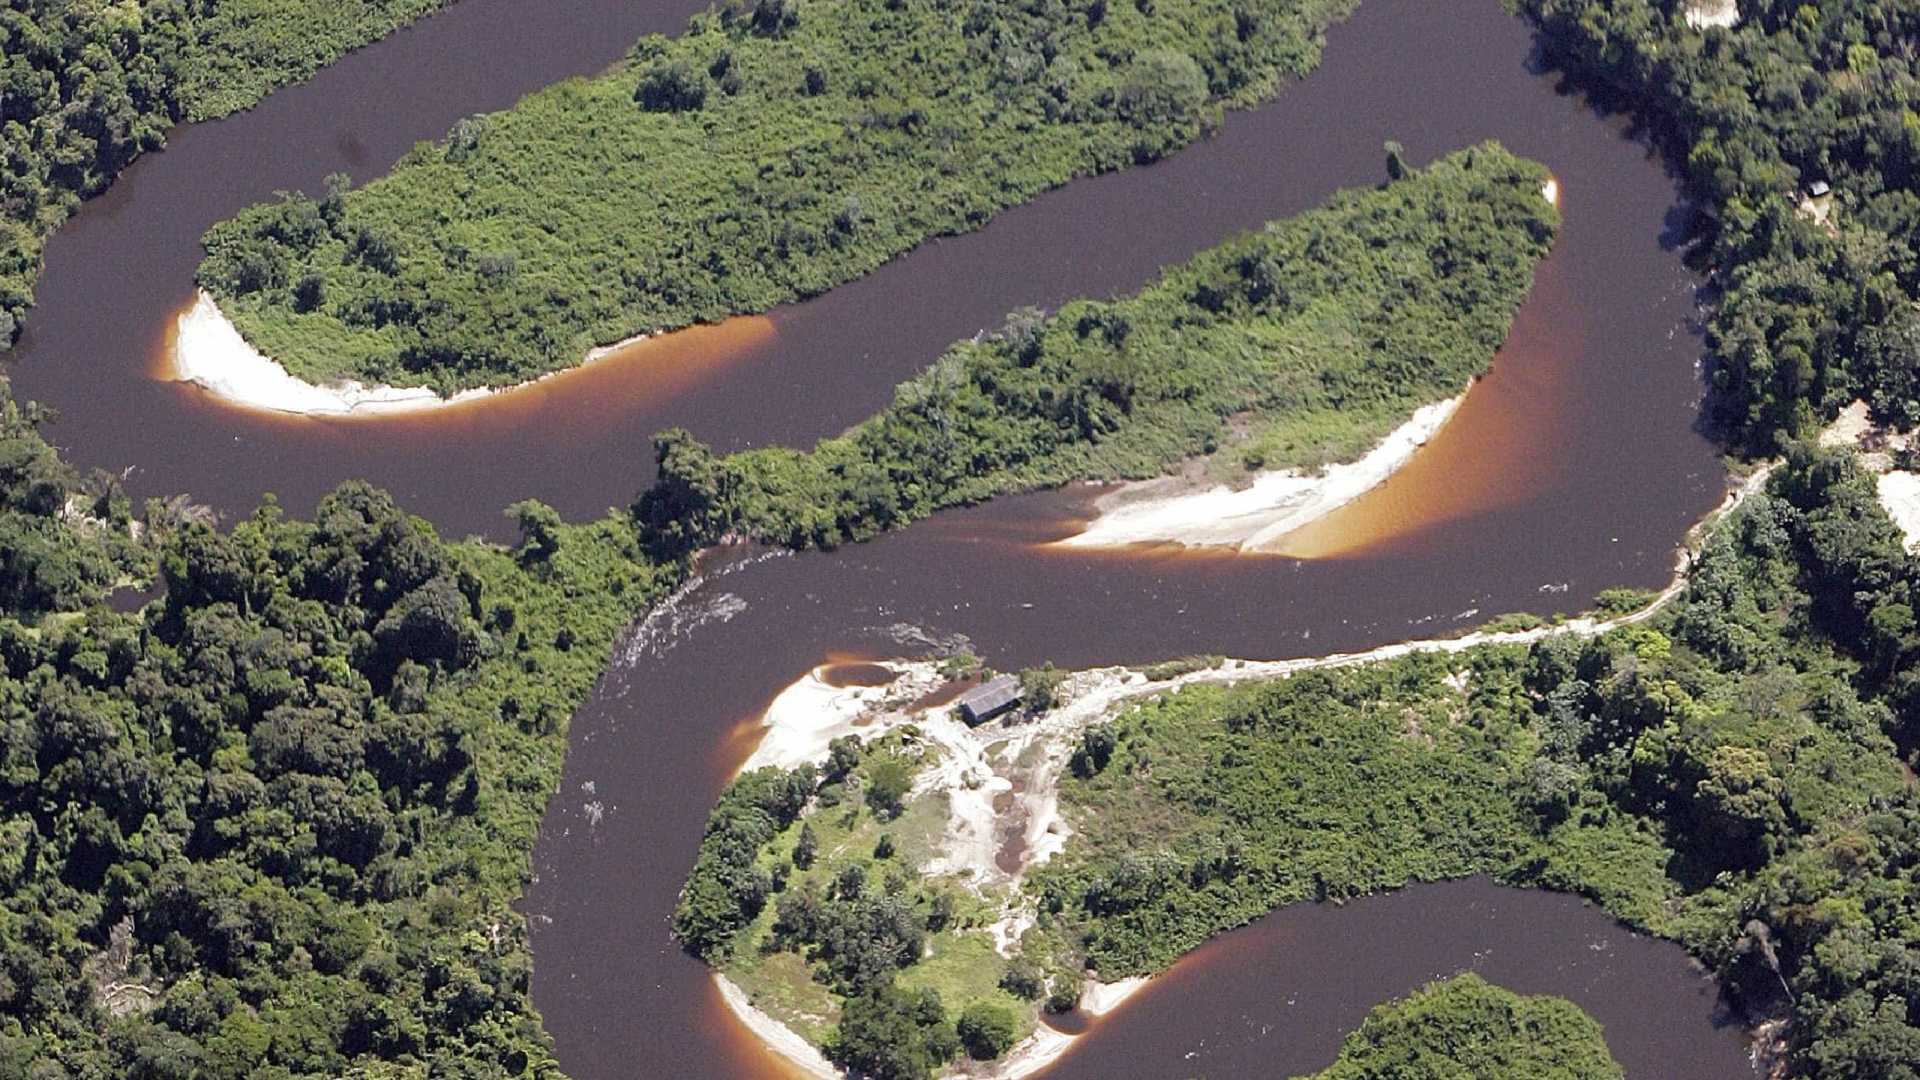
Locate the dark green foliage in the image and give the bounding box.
[1520,0,1920,451]
[635,144,1556,550]
[956,1000,1018,1060]
[198,0,1362,390]
[793,822,819,869]
[673,764,818,960]
[0,465,670,1075]
[633,429,737,559]
[863,755,913,818]
[635,61,708,112]
[1019,664,1067,714]
[824,984,959,1080]
[0,389,139,615]
[1296,974,1623,1080]
[0,2,450,353]
[998,958,1045,1000]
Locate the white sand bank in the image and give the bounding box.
[1820,400,1919,551]
[714,974,839,1080]
[1879,472,1920,552]
[1055,395,1462,552]
[737,662,941,776]
[1685,0,1740,29]
[984,978,1152,1080]
[165,290,645,417]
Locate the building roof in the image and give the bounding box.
[957,674,1022,720]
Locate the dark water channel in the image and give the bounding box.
[8,0,1751,1074]
[1046,879,1751,1078]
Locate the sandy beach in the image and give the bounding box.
[1684,0,1740,29]
[164,290,645,417]
[1055,395,1463,553]
[714,974,840,1080]
[736,662,942,776]
[1879,472,1920,551]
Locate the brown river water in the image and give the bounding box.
[7,0,1751,1074]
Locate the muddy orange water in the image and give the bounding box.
[1272,251,1584,557]
[6,0,1749,1075]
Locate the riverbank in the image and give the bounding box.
[714,975,839,1080]
[1053,395,1464,552]
[163,290,647,417]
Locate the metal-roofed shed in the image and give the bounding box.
[956,674,1022,725]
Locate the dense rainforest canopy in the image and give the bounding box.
[0,384,667,1076]
[0,0,452,355]
[195,0,1355,390]
[1521,0,1920,450]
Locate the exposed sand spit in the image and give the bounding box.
[736,662,943,776]
[1685,0,1740,30]
[1054,395,1464,553]
[164,290,646,417]
[1878,472,1920,552]
[714,974,839,1080]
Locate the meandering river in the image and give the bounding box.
[9,0,1752,1074]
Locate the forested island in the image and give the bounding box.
[1299,975,1624,1080]
[193,0,1356,392]
[0,0,1918,1079]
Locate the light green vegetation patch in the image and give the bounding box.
[1296,973,1623,1080]
[198,0,1358,389]
[1033,651,1547,975]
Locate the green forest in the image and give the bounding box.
[196,0,1355,391]
[0,1,452,354]
[0,385,669,1076]
[1296,974,1623,1080]
[1521,0,1920,451]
